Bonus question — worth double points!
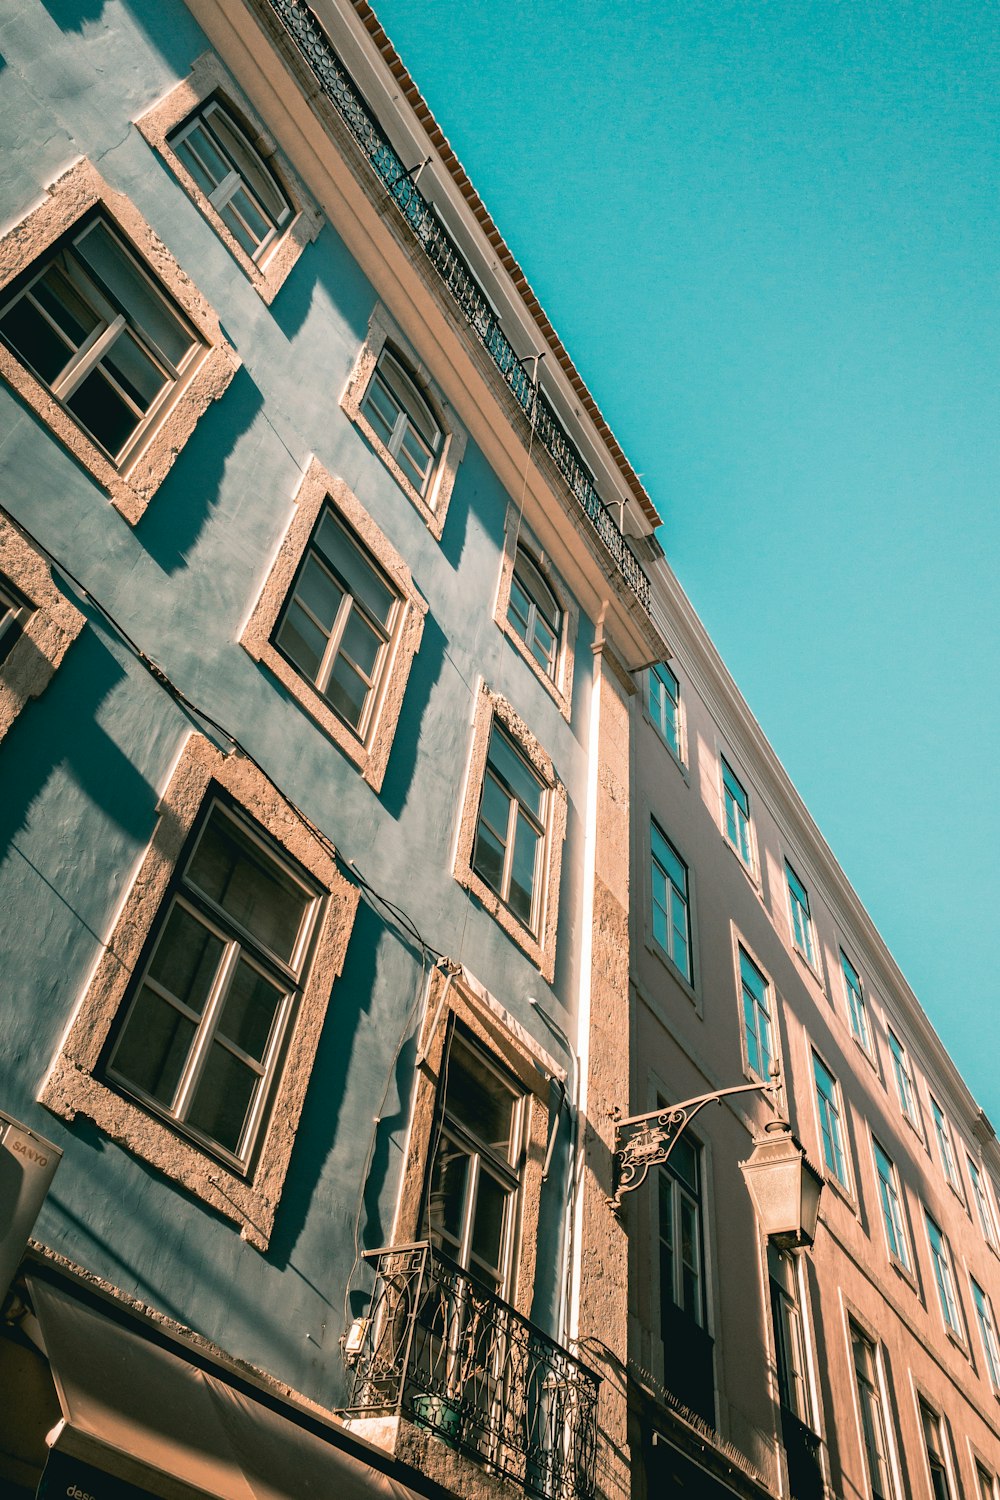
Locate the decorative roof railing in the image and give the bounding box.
[262,0,651,613]
[344,1244,600,1500]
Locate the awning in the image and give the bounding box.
[30,1276,423,1500]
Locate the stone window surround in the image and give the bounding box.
[0,159,240,526]
[454,682,567,984]
[0,516,85,743]
[240,457,427,793]
[493,502,577,721]
[38,732,360,1251]
[135,52,323,305]
[341,304,467,540]
[391,963,555,1320]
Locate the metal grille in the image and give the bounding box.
[345,1244,600,1500]
[260,0,651,613]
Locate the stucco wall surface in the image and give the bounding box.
[0,0,595,1414]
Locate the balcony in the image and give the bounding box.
[779,1409,825,1500]
[259,0,652,616]
[342,1244,600,1500]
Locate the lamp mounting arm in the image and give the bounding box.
[607,1073,781,1212]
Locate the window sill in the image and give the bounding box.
[820,1170,857,1214]
[790,942,825,995]
[722,832,761,890]
[944,1325,969,1357]
[645,933,698,1008]
[640,703,689,783]
[888,1254,918,1292]
[850,1033,879,1074]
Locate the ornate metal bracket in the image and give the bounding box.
[608,1071,781,1212]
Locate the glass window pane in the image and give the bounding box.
[146,903,225,1015]
[276,598,327,682]
[313,512,395,628]
[67,366,140,457]
[217,959,284,1062]
[487,728,543,819]
[473,820,505,895]
[325,654,369,728]
[187,810,310,965]
[103,328,167,411]
[362,374,399,445]
[445,1036,517,1158]
[507,575,531,636]
[470,1168,507,1280]
[112,987,196,1105]
[208,109,288,222]
[295,553,343,632]
[0,295,76,384]
[186,1043,258,1155]
[176,123,231,191]
[35,263,101,348]
[509,810,540,923]
[428,1137,469,1252]
[339,607,382,680]
[220,193,266,256]
[74,220,193,369]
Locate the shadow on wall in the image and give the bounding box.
[0,626,156,868]
[269,224,374,350]
[134,366,264,576]
[377,610,448,824]
[265,899,417,1273]
[39,0,205,71]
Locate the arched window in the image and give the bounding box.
[361,347,443,497]
[169,99,293,263]
[506,545,562,681]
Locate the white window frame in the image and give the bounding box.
[841,950,873,1055]
[650,820,693,984]
[785,860,817,968]
[658,1132,706,1330]
[648,661,683,762]
[136,53,322,304]
[721,754,754,871]
[968,1157,1000,1251]
[929,1095,961,1191]
[850,1320,899,1500]
[0,159,238,524]
[38,733,359,1251]
[106,799,322,1172]
[472,722,548,935]
[887,1026,921,1131]
[871,1136,911,1272]
[739,944,776,1083]
[971,1277,1000,1391]
[812,1050,851,1191]
[919,1398,958,1500]
[925,1212,963,1339]
[169,99,293,264]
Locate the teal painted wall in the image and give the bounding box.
[0,0,594,1404]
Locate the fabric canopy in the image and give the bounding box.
[30,1276,422,1500]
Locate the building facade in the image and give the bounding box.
[0,3,997,1500]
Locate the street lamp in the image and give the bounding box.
[608,1069,823,1248]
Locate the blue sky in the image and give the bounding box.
[368,0,1000,1122]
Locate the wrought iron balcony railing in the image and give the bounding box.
[343,1244,600,1500]
[260,0,652,615]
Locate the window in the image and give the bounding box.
[968,1157,999,1249]
[39,733,359,1250]
[454,684,567,981]
[650,823,692,982]
[925,1213,962,1337]
[721,756,753,869]
[841,951,872,1053]
[0,518,85,745]
[136,54,321,304]
[274,506,399,738]
[169,100,292,264]
[506,545,562,682]
[851,1324,896,1500]
[648,662,681,759]
[813,1053,849,1188]
[473,723,547,931]
[0,216,202,469]
[930,1096,960,1189]
[658,1134,713,1424]
[740,947,775,1081]
[494,507,577,718]
[872,1138,910,1270]
[978,1462,999,1500]
[786,861,816,966]
[887,1028,919,1128]
[972,1278,1000,1390]
[341,306,466,537]
[769,1246,810,1423]
[107,800,322,1169]
[0,160,237,523]
[426,1028,526,1298]
[361,347,442,499]
[920,1401,955,1500]
[240,461,427,792]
